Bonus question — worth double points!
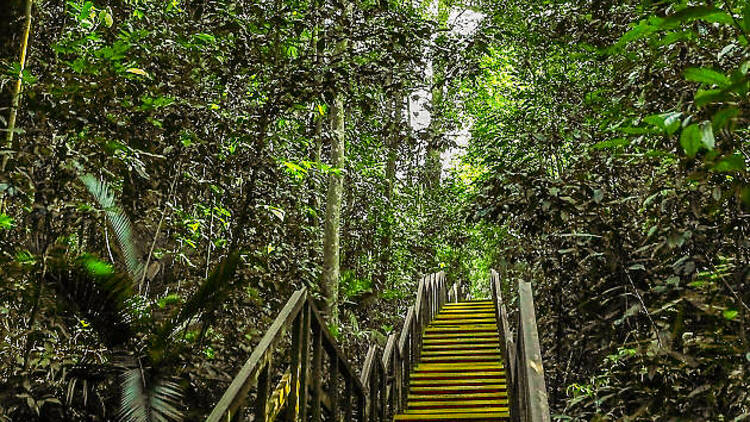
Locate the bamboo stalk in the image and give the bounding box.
[2,0,34,173]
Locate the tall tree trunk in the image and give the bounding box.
[380,79,402,285]
[424,62,443,189]
[2,0,33,174]
[424,0,448,190]
[385,83,401,202]
[320,2,350,326]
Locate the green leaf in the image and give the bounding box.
[694,89,726,107]
[591,138,630,150]
[659,6,734,28]
[99,10,113,27]
[613,20,656,48]
[0,213,13,230]
[684,67,731,88]
[712,154,746,172]
[699,121,715,150]
[84,257,115,277]
[743,2,750,32]
[126,68,149,77]
[711,107,738,130]
[723,309,738,320]
[680,124,701,158]
[644,112,682,135]
[193,33,216,44]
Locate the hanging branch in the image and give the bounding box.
[2,0,34,173]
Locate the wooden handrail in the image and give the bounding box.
[207,271,456,422]
[358,271,460,421]
[207,287,367,422]
[490,269,551,422]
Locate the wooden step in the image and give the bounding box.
[396,301,509,421]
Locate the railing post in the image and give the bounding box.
[369,363,378,422]
[357,388,366,422]
[518,281,550,422]
[255,360,271,422]
[311,318,323,422]
[344,375,353,421]
[378,360,386,422]
[394,346,402,412]
[331,354,340,420]
[299,303,310,422]
[286,307,303,422]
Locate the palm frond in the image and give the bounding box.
[175,252,241,327]
[47,249,134,348]
[149,252,241,364]
[80,174,144,282]
[119,368,183,422]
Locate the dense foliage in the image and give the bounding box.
[1,0,747,420]
[464,0,749,419]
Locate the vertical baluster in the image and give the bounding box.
[412,313,419,364]
[369,364,378,422]
[394,346,402,412]
[286,311,303,422]
[330,354,339,421]
[357,388,366,422]
[255,360,271,422]
[379,361,386,422]
[299,303,311,422]
[344,375,353,421]
[311,319,323,422]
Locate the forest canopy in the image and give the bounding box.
[0,0,748,420]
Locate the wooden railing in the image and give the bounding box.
[490,269,550,422]
[206,288,366,422]
[359,271,461,421]
[207,271,458,421]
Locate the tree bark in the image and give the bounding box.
[320,2,350,326]
[2,0,33,173]
[424,55,444,189]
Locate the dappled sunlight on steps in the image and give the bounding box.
[394,300,509,421]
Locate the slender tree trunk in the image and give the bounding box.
[308,7,324,229]
[320,2,350,326]
[380,79,402,285]
[2,0,33,173]
[424,58,444,189]
[385,81,401,202]
[424,0,448,190]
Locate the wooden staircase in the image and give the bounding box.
[208,271,549,422]
[394,300,509,421]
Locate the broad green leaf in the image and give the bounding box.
[699,121,715,150]
[659,6,734,28]
[680,124,701,158]
[723,309,738,320]
[591,138,630,150]
[694,89,726,107]
[84,257,115,277]
[712,107,738,130]
[712,154,746,172]
[744,2,750,32]
[126,68,149,77]
[618,126,651,135]
[0,213,13,230]
[611,20,656,49]
[193,33,216,43]
[644,112,682,135]
[99,10,113,27]
[684,67,730,88]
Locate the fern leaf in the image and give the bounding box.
[80,174,144,282]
